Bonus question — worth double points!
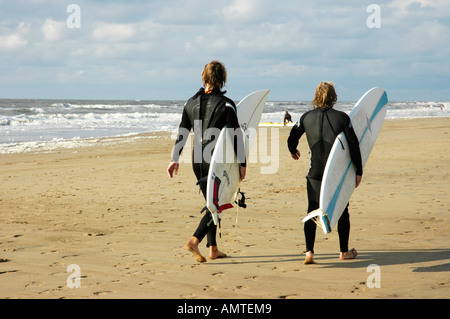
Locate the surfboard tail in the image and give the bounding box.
[301,209,332,234]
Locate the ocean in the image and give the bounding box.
[1,98,449,154]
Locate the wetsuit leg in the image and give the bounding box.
[192,161,217,247]
[304,205,317,254]
[193,211,217,247]
[337,204,350,252]
[305,177,321,253]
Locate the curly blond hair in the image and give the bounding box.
[312,81,337,109]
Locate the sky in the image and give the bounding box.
[0,0,449,101]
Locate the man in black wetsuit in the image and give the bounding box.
[287,82,363,264]
[167,61,246,263]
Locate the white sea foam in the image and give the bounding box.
[1,99,448,154]
[0,134,162,154]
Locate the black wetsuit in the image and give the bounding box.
[287,107,363,253]
[284,112,292,124]
[173,88,246,247]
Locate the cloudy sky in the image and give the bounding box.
[0,0,449,101]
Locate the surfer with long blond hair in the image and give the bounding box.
[287,82,363,264]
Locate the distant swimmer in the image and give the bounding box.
[284,110,293,126]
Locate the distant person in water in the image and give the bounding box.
[287,82,363,264]
[167,61,246,263]
[284,110,293,126]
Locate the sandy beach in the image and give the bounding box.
[0,117,449,299]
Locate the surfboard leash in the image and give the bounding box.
[234,189,247,228]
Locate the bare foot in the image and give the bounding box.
[185,238,207,263]
[209,246,227,260]
[303,251,316,264]
[339,248,358,260]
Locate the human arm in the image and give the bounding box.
[344,118,363,187]
[168,108,191,178]
[287,120,305,160]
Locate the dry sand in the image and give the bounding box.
[0,118,449,299]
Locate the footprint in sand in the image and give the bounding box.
[351,281,367,294]
[25,281,44,288]
[233,285,248,291]
[83,232,105,237]
[41,250,60,255]
[212,272,225,277]
[62,254,79,259]
[138,280,155,287]
[93,290,116,296]
[0,270,18,275]
[244,275,259,281]
[279,294,300,299]
[49,261,64,268]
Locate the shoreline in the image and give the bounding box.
[0,117,449,299]
[0,131,172,155]
[1,116,448,156]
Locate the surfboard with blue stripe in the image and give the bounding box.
[303,88,388,234]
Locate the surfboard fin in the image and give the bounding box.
[209,211,222,237]
[211,210,220,226]
[301,209,332,234]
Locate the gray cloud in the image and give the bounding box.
[0,0,449,100]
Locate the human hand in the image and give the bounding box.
[355,175,362,188]
[291,150,301,160]
[240,165,246,181]
[167,162,179,178]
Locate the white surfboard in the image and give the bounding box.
[206,90,270,225]
[302,87,388,234]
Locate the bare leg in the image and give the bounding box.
[209,246,227,260]
[185,237,207,263]
[339,248,358,260]
[303,250,315,264]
